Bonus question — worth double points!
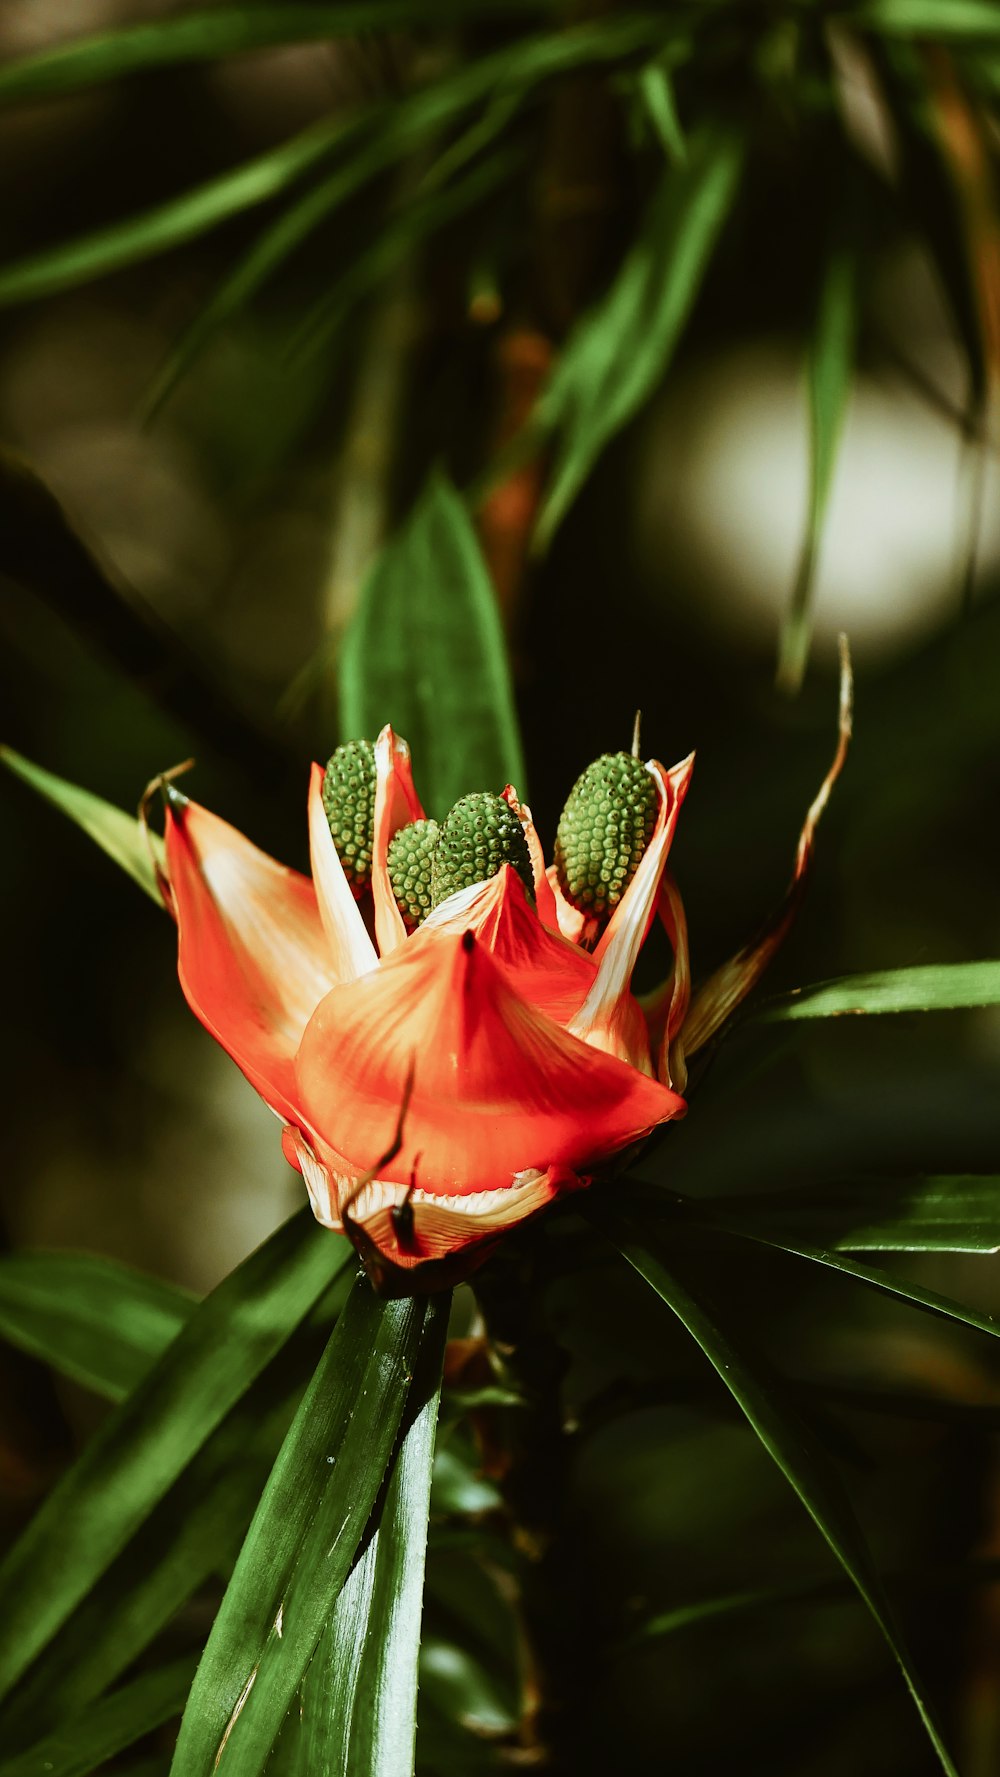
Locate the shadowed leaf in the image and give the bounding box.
[0,1252,194,1401]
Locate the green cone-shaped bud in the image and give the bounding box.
[322,739,376,895]
[387,819,440,930]
[432,793,533,907]
[554,751,658,917]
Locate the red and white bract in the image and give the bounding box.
[162,683,850,1285]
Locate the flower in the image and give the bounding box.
[157,666,849,1290]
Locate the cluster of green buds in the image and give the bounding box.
[554,751,658,917]
[322,738,658,934]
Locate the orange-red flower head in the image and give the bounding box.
[160,671,850,1290]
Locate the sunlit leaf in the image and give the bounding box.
[169,1276,435,1776]
[1,746,163,905]
[0,1211,348,1706]
[706,1175,1000,1253]
[146,12,671,408]
[0,2,552,103]
[0,1655,195,1777]
[281,1294,449,1776]
[588,1198,959,1777]
[637,59,686,163]
[763,959,1000,1019]
[853,0,1000,37]
[0,1251,194,1401]
[777,242,858,692]
[533,123,743,547]
[340,471,526,815]
[0,118,348,307]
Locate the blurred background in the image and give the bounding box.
[1,2,1000,1772]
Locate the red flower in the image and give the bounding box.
[160,681,849,1287]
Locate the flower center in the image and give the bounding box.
[554,751,658,916]
[322,739,376,896]
[431,793,534,906]
[387,819,440,930]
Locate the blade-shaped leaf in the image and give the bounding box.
[340,471,526,815]
[587,1198,958,1777]
[0,117,348,307]
[705,1174,1000,1253]
[0,2,550,103]
[763,960,1000,1019]
[778,242,858,692]
[0,1655,195,1777]
[169,1275,436,1776]
[0,1251,194,1400]
[2,745,164,904]
[854,0,1000,37]
[0,1211,349,1704]
[533,124,743,547]
[0,1292,346,1750]
[280,1292,449,1776]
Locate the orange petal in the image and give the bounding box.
[285,1130,583,1270]
[644,867,691,1091]
[307,763,378,983]
[545,864,597,947]
[570,754,694,1068]
[294,925,684,1198]
[682,641,853,1055]
[423,865,597,1027]
[165,790,333,1121]
[371,725,424,958]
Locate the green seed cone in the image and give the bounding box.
[554,751,658,917]
[322,739,377,895]
[387,819,440,930]
[431,793,533,906]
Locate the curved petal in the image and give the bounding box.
[371,725,424,958]
[307,763,378,983]
[284,1127,581,1269]
[422,866,597,1027]
[294,925,684,1198]
[569,754,695,1067]
[166,789,333,1121]
[546,865,598,947]
[501,785,560,932]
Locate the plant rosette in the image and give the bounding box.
[154,668,849,1292]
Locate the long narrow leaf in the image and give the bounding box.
[169,1275,433,1776]
[588,1200,958,1776]
[0,2,550,103]
[854,0,1000,37]
[705,1174,1000,1253]
[0,1211,349,1704]
[340,471,526,815]
[763,959,1000,1019]
[282,1293,449,1776]
[0,1251,194,1400]
[778,243,858,692]
[2,746,163,904]
[0,117,348,307]
[0,1655,195,1777]
[533,124,743,546]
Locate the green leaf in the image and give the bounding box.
[777,242,858,692]
[340,471,526,816]
[0,1326,334,1748]
[0,1251,193,1400]
[588,1199,959,1777]
[764,960,1000,1019]
[706,1175,1000,1253]
[0,1655,195,1777]
[0,118,347,308]
[144,13,669,408]
[419,1636,519,1737]
[636,60,686,164]
[0,3,551,103]
[533,124,743,547]
[169,1276,437,1776]
[0,1211,349,1705]
[853,0,1000,37]
[1,745,164,904]
[282,1293,449,1776]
